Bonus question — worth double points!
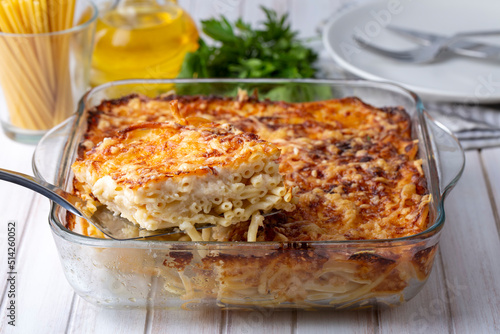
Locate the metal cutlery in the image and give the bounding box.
[0,168,282,241]
[387,25,500,60]
[354,29,500,63]
[0,168,213,240]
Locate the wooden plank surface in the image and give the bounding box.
[377,255,451,334]
[149,308,222,334]
[0,195,74,333]
[296,309,375,334]
[439,151,500,333]
[481,147,500,235]
[0,133,35,303]
[223,310,294,334]
[0,131,38,331]
[67,297,147,334]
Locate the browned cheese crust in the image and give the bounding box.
[71,93,430,241]
[74,121,278,188]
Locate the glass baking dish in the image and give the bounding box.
[32,79,464,310]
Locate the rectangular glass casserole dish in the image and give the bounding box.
[32,79,464,310]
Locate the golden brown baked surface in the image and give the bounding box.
[71,119,293,236]
[71,93,430,241]
[73,121,278,188]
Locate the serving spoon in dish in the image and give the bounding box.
[0,168,214,240]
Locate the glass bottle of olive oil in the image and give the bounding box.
[90,0,198,86]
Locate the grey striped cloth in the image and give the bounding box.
[426,103,500,150]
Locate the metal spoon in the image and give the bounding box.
[0,168,213,240]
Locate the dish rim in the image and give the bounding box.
[34,78,465,248]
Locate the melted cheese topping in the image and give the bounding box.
[71,94,430,241]
[74,121,278,188]
[72,121,294,233]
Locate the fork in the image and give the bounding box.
[386,25,500,60]
[354,30,500,64]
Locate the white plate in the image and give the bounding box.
[323,0,500,103]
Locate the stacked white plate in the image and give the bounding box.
[322,0,500,103]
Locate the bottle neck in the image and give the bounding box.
[102,0,180,29]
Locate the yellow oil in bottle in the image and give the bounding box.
[90,1,198,86]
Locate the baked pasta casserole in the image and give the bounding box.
[68,90,435,309]
[72,106,294,241]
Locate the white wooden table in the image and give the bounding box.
[1,0,500,333]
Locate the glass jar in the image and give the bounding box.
[90,0,198,86]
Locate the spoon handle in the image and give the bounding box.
[0,168,83,217]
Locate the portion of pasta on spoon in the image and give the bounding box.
[72,101,295,241]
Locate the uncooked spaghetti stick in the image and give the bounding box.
[0,75,29,128]
[54,34,73,123]
[38,0,56,95]
[0,57,42,129]
[0,0,77,130]
[0,9,54,107]
[0,38,54,126]
[31,1,57,98]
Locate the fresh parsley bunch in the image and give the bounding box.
[178,7,319,80]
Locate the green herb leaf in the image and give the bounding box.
[179,7,318,79]
[177,7,329,101]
